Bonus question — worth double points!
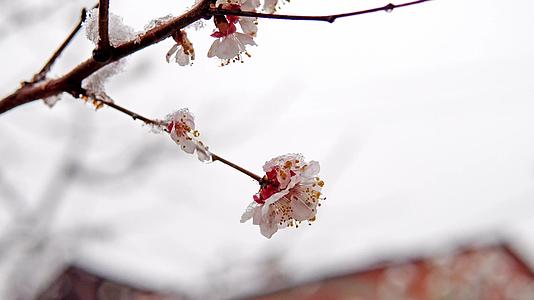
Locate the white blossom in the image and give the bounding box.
[208,30,256,61]
[165,109,211,162]
[241,154,325,238]
[166,30,195,66]
[208,0,259,64]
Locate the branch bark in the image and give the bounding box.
[98,0,110,49]
[0,0,433,115]
[0,0,210,115]
[211,0,433,23]
[94,0,113,62]
[31,8,88,83]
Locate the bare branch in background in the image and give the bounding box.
[0,0,71,40]
[0,112,91,261]
[75,142,174,183]
[30,8,88,83]
[0,169,27,216]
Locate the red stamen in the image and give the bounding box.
[166,121,174,132]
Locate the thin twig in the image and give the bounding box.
[211,0,432,23]
[212,154,263,183]
[97,0,110,50]
[94,0,113,62]
[78,91,163,126]
[76,91,264,183]
[102,101,162,126]
[31,8,88,83]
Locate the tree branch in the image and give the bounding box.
[94,0,113,62]
[79,91,164,127]
[30,8,88,83]
[0,0,211,115]
[74,90,264,183]
[0,0,433,115]
[212,154,263,183]
[211,0,433,23]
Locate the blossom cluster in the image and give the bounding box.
[241,154,325,238]
[166,0,289,66]
[163,109,325,238]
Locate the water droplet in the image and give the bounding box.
[385,3,395,13]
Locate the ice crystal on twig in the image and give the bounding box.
[42,94,61,108]
[143,14,174,32]
[82,8,136,97]
[83,8,137,47]
[82,61,126,98]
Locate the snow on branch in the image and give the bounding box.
[0,0,433,114]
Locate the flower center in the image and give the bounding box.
[253,168,285,204]
[167,121,191,136]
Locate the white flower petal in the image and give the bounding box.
[175,48,190,66]
[252,206,263,225]
[259,222,278,239]
[241,202,258,223]
[263,0,278,13]
[234,32,257,47]
[290,194,315,221]
[219,36,242,59]
[208,37,240,60]
[195,143,212,162]
[261,189,290,217]
[180,139,196,154]
[303,160,320,178]
[207,39,222,58]
[166,44,178,63]
[242,0,260,11]
[239,18,258,37]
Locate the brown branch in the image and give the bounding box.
[75,88,163,126]
[0,0,433,115]
[94,0,113,62]
[102,101,162,126]
[94,97,162,127]
[98,0,110,49]
[0,0,211,115]
[212,154,263,183]
[211,0,433,23]
[30,8,88,83]
[75,90,264,183]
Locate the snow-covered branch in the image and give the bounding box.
[0,0,433,115]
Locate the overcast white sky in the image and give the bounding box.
[1,0,534,298]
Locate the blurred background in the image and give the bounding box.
[1,0,534,299]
